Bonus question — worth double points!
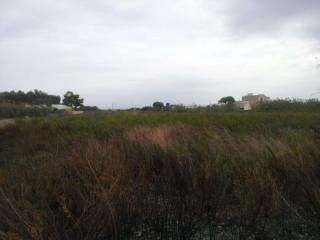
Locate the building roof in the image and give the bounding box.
[51,104,72,110]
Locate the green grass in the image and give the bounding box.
[1,111,320,239]
[17,111,320,133]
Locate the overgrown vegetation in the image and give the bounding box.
[136,99,320,113]
[0,90,99,118]
[0,112,320,239]
[0,102,53,119]
[256,99,320,112]
[0,90,60,105]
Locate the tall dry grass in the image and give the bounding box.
[0,119,320,239]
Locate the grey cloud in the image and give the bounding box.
[0,0,217,44]
[1,0,319,108]
[221,0,320,39]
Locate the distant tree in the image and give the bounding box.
[63,91,84,109]
[80,105,99,111]
[26,91,35,103]
[218,96,235,105]
[49,95,61,105]
[165,102,171,111]
[153,101,164,110]
[141,106,153,111]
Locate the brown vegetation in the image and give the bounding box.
[0,113,320,239]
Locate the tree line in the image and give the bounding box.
[0,90,98,111]
[132,97,320,112]
[0,90,101,118]
[0,90,60,105]
[1,90,319,114]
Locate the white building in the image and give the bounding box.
[235,93,271,111]
[242,93,270,108]
[51,104,72,111]
[236,101,251,111]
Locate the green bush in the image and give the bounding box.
[0,102,53,118]
[256,99,320,112]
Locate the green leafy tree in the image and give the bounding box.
[62,91,84,109]
[0,90,60,105]
[80,105,99,111]
[218,96,235,105]
[152,101,164,111]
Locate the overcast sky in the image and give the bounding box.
[0,0,319,108]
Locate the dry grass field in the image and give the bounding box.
[0,112,320,239]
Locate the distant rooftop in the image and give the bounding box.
[52,104,72,110]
